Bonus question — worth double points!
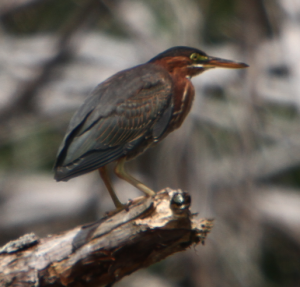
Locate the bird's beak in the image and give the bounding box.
[203,56,249,69]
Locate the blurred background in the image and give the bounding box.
[1,0,300,286]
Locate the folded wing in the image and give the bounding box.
[54,64,173,181]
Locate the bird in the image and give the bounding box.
[54,46,248,209]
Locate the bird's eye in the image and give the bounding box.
[190,53,208,61]
[190,53,199,61]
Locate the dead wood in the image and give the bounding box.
[0,188,213,287]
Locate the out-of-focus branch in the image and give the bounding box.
[0,0,101,123]
[0,188,213,287]
[0,0,51,18]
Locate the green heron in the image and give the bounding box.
[54,46,248,208]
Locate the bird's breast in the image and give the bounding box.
[169,78,195,131]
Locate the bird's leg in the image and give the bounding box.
[98,166,124,209]
[114,157,156,197]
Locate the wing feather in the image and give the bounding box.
[54,63,173,180]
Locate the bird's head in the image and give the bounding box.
[148,46,248,78]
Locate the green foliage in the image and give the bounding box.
[201,0,237,44]
[0,125,62,172]
[2,0,79,35]
[261,228,300,287]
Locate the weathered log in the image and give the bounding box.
[0,188,213,287]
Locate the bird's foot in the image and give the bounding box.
[105,195,154,216]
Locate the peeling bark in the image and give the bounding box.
[0,188,213,287]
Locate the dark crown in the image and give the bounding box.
[148,46,207,62]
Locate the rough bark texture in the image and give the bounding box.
[0,188,213,287]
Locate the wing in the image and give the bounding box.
[54,63,173,181]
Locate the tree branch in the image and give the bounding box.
[0,188,213,287]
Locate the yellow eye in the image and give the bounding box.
[190,53,199,61]
[190,53,208,61]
